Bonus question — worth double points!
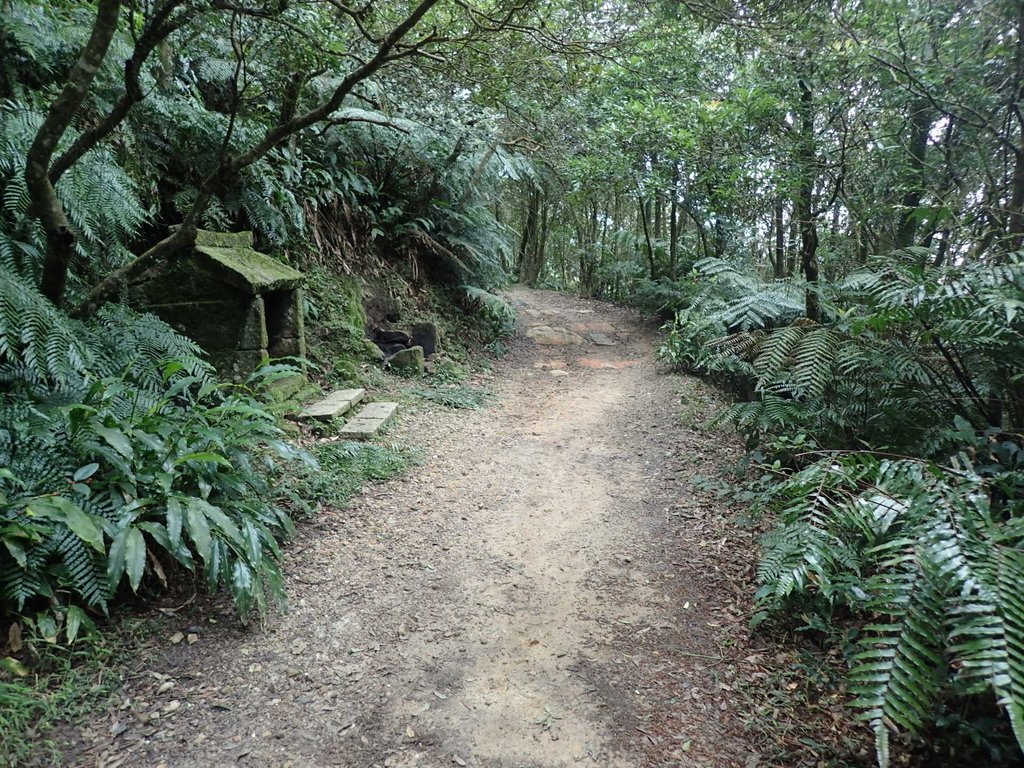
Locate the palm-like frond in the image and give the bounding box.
[757,454,1024,766]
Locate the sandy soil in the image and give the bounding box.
[59,287,764,768]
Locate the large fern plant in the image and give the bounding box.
[0,101,146,284]
[0,273,308,619]
[756,449,1024,766]
[670,251,1024,454]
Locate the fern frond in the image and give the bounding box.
[849,563,945,767]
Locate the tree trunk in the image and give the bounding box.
[638,195,657,279]
[669,201,680,280]
[537,190,550,278]
[29,0,123,306]
[1007,146,1024,256]
[895,99,932,249]
[773,200,786,278]
[517,186,541,284]
[795,78,821,321]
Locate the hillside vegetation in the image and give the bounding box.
[3,1,1024,766]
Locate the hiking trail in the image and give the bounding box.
[63,287,761,768]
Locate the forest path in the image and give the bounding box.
[64,287,760,768]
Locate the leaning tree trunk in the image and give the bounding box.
[518,185,546,285]
[27,0,122,306]
[773,200,786,278]
[895,99,932,249]
[638,195,657,280]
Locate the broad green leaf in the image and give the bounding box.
[136,521,170,550]
[107,527,129,588]
[25,496,104,553]
[73,463,99,482]
[199,502,244,547]
[205,540,223,591]
[185,500,213,564]
[36,612,58,643]
[174,452,232,467]
[125,527,146,592]
[65,606,88,644]
[3,537,27,568]
[166,498,183,550]
[91,423,134,458]
[231,561,254,615]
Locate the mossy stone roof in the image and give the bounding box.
[192,230,304,294]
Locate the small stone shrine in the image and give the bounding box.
[128,229,305,379]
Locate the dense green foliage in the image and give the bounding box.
[658,250,1024,764]
[0,271,307,619]
[6,0,1024,763]
[0,0,529,630]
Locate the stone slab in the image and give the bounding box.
[337,418,385,439]
[300,388,366,420]
[571,322,615,333]
[337,402,398,439]
[578,358,641,369]
[357,402,398,420]
[587,332,618,346]
[526,325,585,345]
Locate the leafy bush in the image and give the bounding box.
[690,257,805,332]
[460,285,516,340]
[671,252,1024,455]
[628,274,699,317]
[0,275,309,620]
[658,306,729,374]
[754,448,1024,767]
[667,249,1024,764]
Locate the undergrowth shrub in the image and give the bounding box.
[460,285,516,340]
[668,249,1024,765]
[754,447,1024,767]
[663,251,1024,456]
[0,274,310,620]
[289,441,412,511]
[628,274,700,317]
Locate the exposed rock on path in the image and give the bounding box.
[62,287,761,768]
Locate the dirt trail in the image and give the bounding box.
[64,287,761,768]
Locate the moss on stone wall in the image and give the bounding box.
[195,245,304,294]
[303,268,372,384]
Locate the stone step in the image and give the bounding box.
[338,402,399,440]
[587,331,618,346]
[299,388,366,420]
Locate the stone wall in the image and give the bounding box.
[127,229,305,379]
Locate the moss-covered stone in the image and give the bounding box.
[334,360,361,383]
[194,229,255,249]
[239,296,269,349]
[128,229,307,382]
[144,297,259,352]
[196,245,304,295]
[208,350,268,379]
[387,346,424,377]
[303,269,376,383]
[364,338,386,362]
